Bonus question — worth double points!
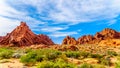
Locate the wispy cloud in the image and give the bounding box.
[41,26,68,32]
[6,0,120,24]
[0,17,20,36]
[107,19,117,26]
[49,31,78,38]
[0,0,120,38]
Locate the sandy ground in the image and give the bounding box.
[0,59,35,68]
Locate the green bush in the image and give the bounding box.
[115,62,120,68]
[79,51,90,58]
[45,50,62,60]
[20,51,37,66]
[37,61,54,68]
[79,63,93,68]
[99,57,111,66]
[92,64,105,68]
[90,54,103,59]
[0,48,14,59]
[107,50,117,56]
[115,57,120,68]
[20,49,62,65]
[65,51,80,58]
[37,58,76,68]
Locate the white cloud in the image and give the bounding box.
[0,17,20,36]
[0,0,20,36]
[0,0,46,36]
[49,31,78,38]
[0,0,120,36]
[7,0,120,24]
[107,19,117,26]
[41,27,68,32]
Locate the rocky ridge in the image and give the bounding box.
[0,36,3,41]
[0,22,54,46]
[62,28,120,45]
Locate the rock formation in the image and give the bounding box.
[0,36,3,41]
[78,35,94,44]
[94,28,120,40]
[0,22,54,46]
[62,28,120,45]
[37,34,54,45]
[62,36,77,45]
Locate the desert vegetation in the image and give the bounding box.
[0,44,120,68]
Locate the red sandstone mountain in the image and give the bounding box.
[62,28,120,45]
[94,28,120,40]
[62,36,77,45]
[0,36,3,41]
[0,22,54,46]
[78,35,94,44]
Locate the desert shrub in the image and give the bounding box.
[20,49,62,65]
[115,62,120,68]
[12,49,25,58]
[78,63,93,68]
[36,55,45,62]
[37,61,54,68]
[58,53,68,61]
[65,51,80,58]
[37,58,76,68]
[99,57,111,66]
[79,51,90,58]
[45,50,62,60]
[20,51,37,66]
[54,58,76,68]
[92,64,105,68]
[0,48,14,59]
[107,50,117,56]
[115,57,120,68]
[90,53,103,59]
[24,48,33,53]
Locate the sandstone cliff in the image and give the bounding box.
[62,36,77,45]
[62,28,120,45]
[0,22,54,46]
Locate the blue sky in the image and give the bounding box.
[0,0,120,44]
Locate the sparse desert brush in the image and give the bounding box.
[37,61,54,68]
[65,51,80,58]
[115,56,120,68]
[78,63,93,68]
[92,64,105,68]
[58,53,68,61]
[79,51,90,58]
[37,58,76,68]
[90,53,103,59]
[20,49,63,66]
[99,57,111,66]
[12,49,26,58]
[107,50,117,56]
[115,61,120,68]
[0,48,14,59]
[20,50,37,66]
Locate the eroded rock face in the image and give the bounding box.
[62,36,77,45]
[37,34,54,45]
[0,22,54,46]
[78,35,94,44]
[0,36,3,41]
[95,28,120,40]
[62,28,120,45]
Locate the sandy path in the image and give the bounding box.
[0,59,33,68]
